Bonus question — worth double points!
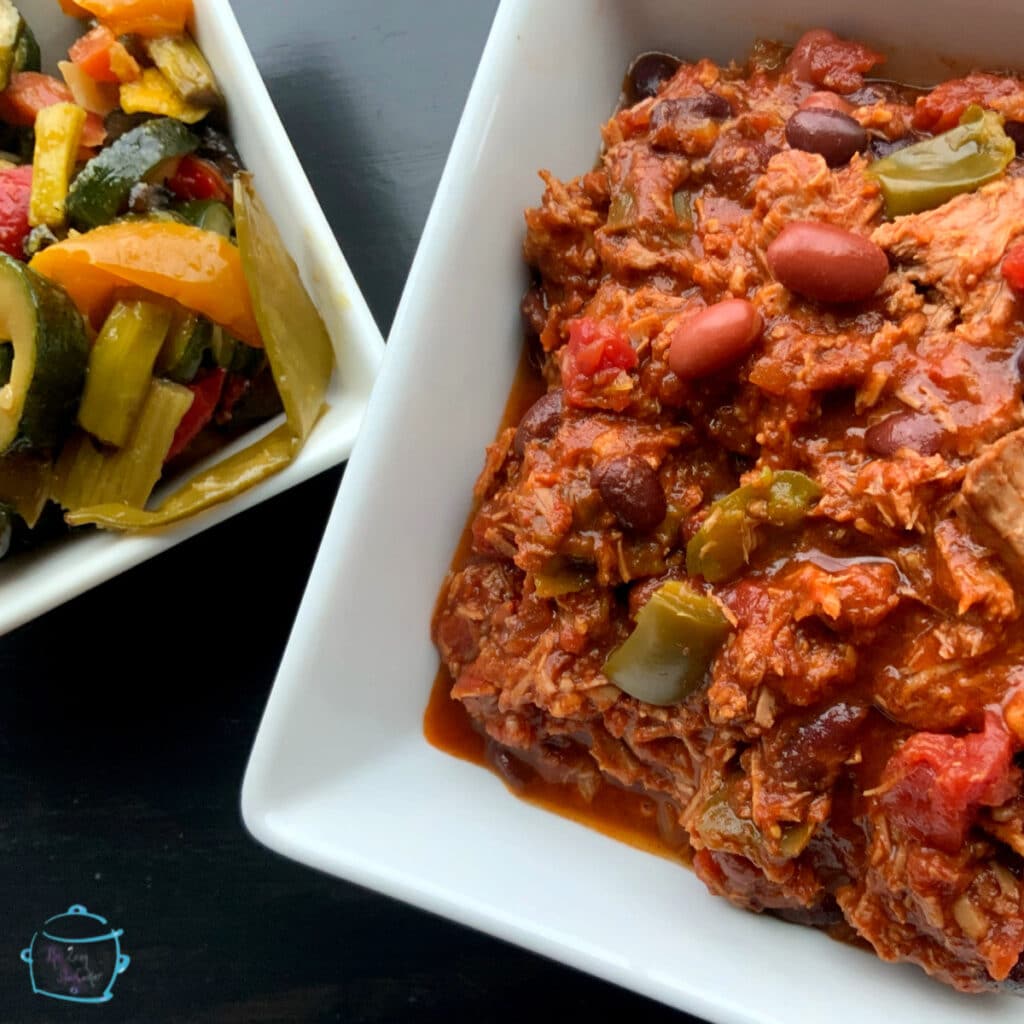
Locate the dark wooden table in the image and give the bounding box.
[0,3,701,1021]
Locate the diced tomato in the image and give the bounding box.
[1002,242,1024,293]
[68,25,140,84]
[165,367,226,462]
[878,710,1020,853]
[786,29,883,95]
[0,165,33,260]
[167,155,232,206]
[565,318,637,376]
[0,73,106,147]
[913,73,1022,134]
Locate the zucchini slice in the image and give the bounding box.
[0,0,19,93]
[0,253,89,453]
[66,117,198,229]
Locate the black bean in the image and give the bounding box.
[785,109,867,167]
[1005,121,1024,152]
[865,411,945,457]
[653,92,731,123]
[1016,342,1024,379]
[591,455,666,532]
[870,132,923,161]
[520,285,548,337]
[624,52,681,105]
[513,389,563,457]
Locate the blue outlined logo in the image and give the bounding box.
[20,905,130,1003]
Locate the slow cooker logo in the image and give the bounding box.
[20,904,130,1003]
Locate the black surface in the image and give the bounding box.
[0,3,702,1021]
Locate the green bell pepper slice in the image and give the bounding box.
[686,469,821,583]
[869,105,1015,218]
[603,580,730,705]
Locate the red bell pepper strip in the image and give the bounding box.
[165,367,226,462]
[0,165,33,260]
[167,155,233,205]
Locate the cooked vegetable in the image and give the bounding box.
[0,162,33,258]
[233,172,332,440]
[169,157,232,206]
[686,469,821,582]
[65,116,197,228]
[603,580,730,705]
[156,308,210,382]
[68,24,139,84]
[13,17,40,76]
[0,451,51,526]
[164,366,224,462]
[65,419,302,529]
[869,105,1015,217]
[0,253,88,453]
[30,220,261,345]
[119,67,209,124]
[29,101,86,228]
[175,197,232,235]
[58,59,120,116]
[0,72,106,147]
[53,377,192,509]
[143,34,221,107]
[77,299,173,446]
[0,0,21,93]
[72,0,192,38]
[533,560,592,598]
[64,173,335,530]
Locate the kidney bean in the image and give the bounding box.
[513,389,563,457]
[624,52,681,104]
[865,411,945,457]
[799,91,855,115]
[669,299,763,379]
[767,222,889,303]
[869,134,920,160]
[687,90,732,119]
[785,109,867,167]
[592,455,666,532]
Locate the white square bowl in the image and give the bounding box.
[242,1,1023,1020]
[0,0,384,635]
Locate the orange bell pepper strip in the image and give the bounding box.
[0,73,106,147]
[73,0,193,38]
[30,222,262,348]
[69,25,141,84]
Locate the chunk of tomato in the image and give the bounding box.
[878,710,1019,853]
[1002,242,1024,293]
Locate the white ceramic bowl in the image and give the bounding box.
[243,1,1023,1020]
[0,0,384,635]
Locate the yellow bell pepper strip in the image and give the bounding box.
[77,299,173,446]
[603,580,731,705]
[62,173,335,532]
[72,0,192,38]
[29,101,86,229]
[119,67,210,124]
[686,469,821,583]
[868,105,1015,218]
[29,221,261,346]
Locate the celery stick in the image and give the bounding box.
[78,300,174,447]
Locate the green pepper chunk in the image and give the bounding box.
[868,105,1015,218]
[533,559,593,598]
[603,580,730,706]
[686,469,821,583]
